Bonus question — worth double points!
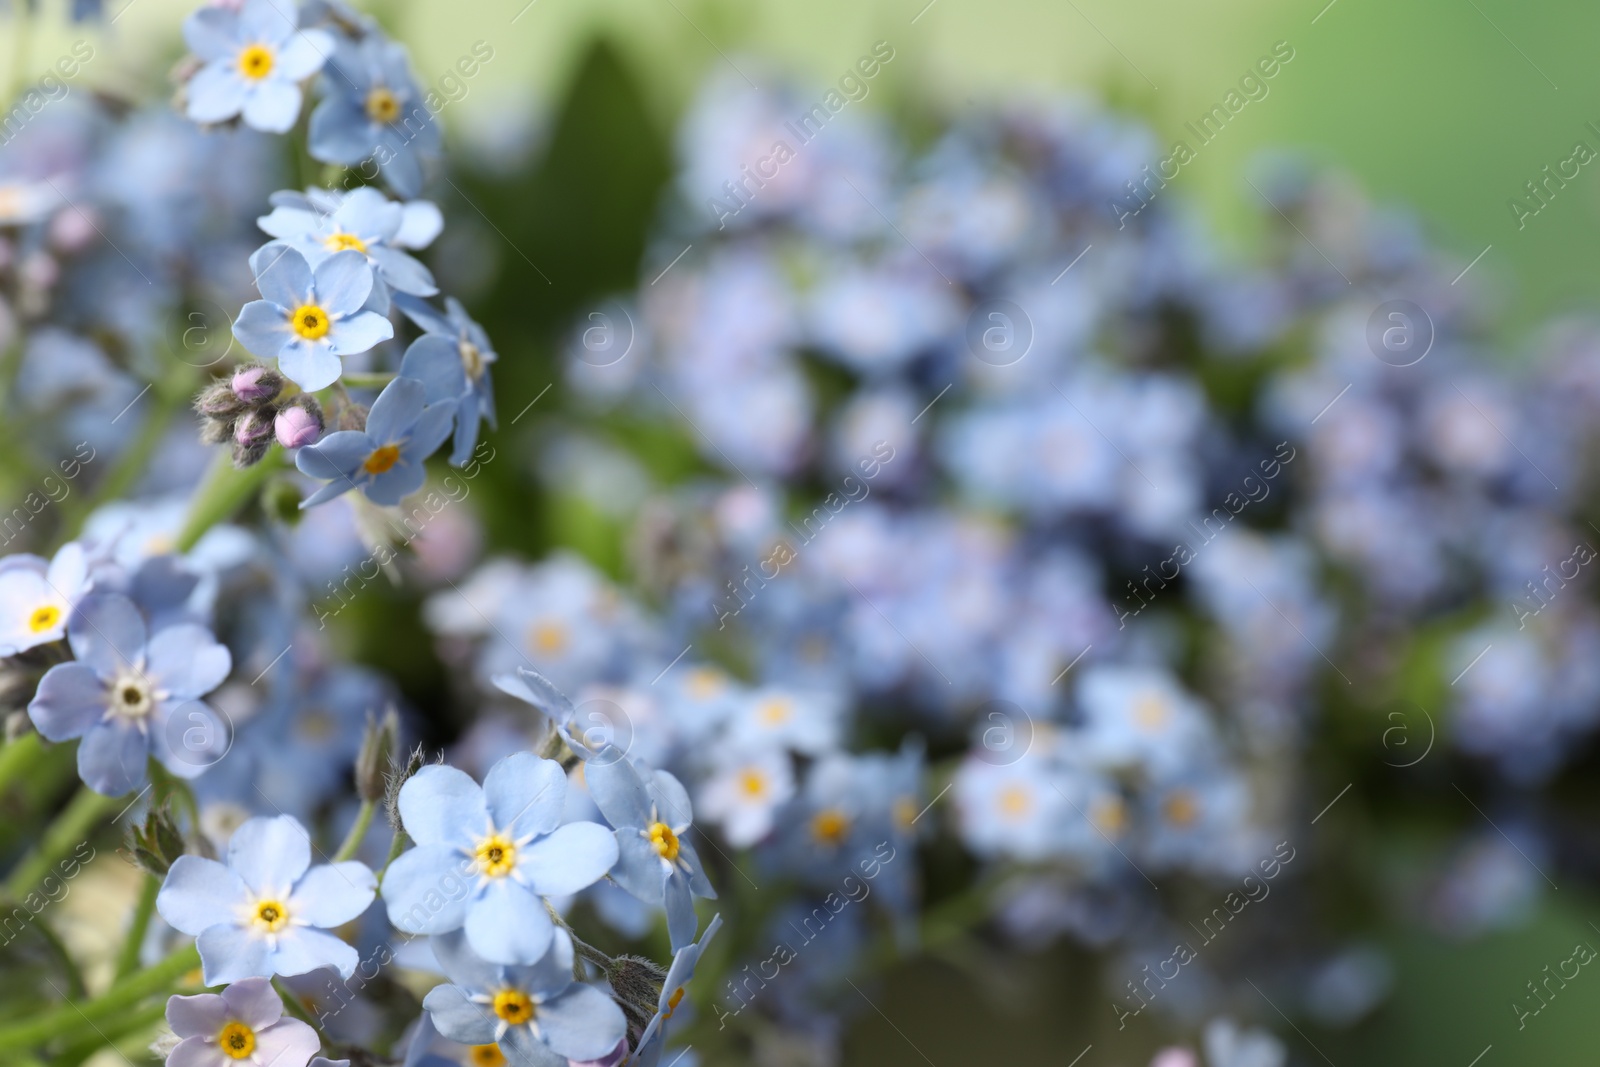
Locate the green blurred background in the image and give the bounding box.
[27,0,1600,1061]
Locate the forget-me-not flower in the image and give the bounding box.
[294,376,456,507]
[27,593,232,796]
[164,977,321,1067]
[157,813,377,985]
[308,35,439,198]
[183,0,333,133]
[586,753,716,951]
[258,186,438,313]
[422,927,627,1065]
[398,296,498,466]
[0,542,90,655]
[632,914,722,1067]
[382,752,618,965]
[234,245,393,392]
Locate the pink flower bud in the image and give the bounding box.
[231,365,282,403]
[275,401,324,449]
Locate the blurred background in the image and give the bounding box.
[11,0,1600,1065]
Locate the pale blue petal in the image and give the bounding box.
[482,752,565,840]
[229,814,312,895]
[395,200,442,249]
[362,460,427,506]
[499,1025,568,1067]
[400,336,467,403]
[166,992,228,1039]
[679,839,715,899]
[257,205,319,240]
[369,246,437,296]
[307,98,375,165]
[238,0,296,46]
[465,879,552,965]
[145,625,231,698]
[649,771,694,831]
[28,663,108,742]
[151,699,230,779]
[296,430,370,482]
[532,983,627,1061]
[78,719,148,795]
[403,401,457,462]
[242,78,302,134]
[197,923,271,985]
[289,862,376,927]
[422,983,497,1046]
[277,339,343,391]
[157,855,250,936]
[314,249,375,316]
[66,592,145,677]
[607,830,666,904]
[584,758,652,831]
[183,8,238,62]
[382,845,473,934]
[267,926,359,979]
[276,30,332,80]
[663,870,696,951]
[187,63,248,124]
[366,377,426,444]
[234,300,292,360]
[326,310,393,357]
[398,764,487,848]
[430,927,506,992]
[519,823,617,897]
[253,245,314,308]
[219,976,284,1029]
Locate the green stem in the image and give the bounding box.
[0,943,200,1056]
[377,828,408,883]
[175,449,281,552]
[55,1000,169,1067]
[332,800,375,863]
[0,733,41,799]
[114,875,160,980]
[4,786,120,902]
[339,371,396,389]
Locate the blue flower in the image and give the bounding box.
[586,754,716,951]
[294,376,456,507]
[397,296,497,466]
[165,977,321,1067]
[632,914,722,1067]
[0,542,91,655]
[234,245,393,391]
[258,186,438,313]
[308,35,439,198]
[183,0,333,133]
[156,814,377,985]
[27,593,231,796]
[422,927,626,1065]
[381,752,618,965]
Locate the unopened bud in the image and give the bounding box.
[355,707,400,804]
[194,380,248,420]
[231,364,282,403]
[125,804,188,878]
[609,954,669,1029]
[231,408,277,468]
[384,743,427,832]
[275,396,324,449]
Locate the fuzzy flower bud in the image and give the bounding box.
[275,396,324,449]
[231,363,283,403]
[383,743,427,833]
[194,380,248,420]
[355,707,400,804]
[231,407,276,468]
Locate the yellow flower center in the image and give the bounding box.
[527,621,568,656]
[758,698,792,725]
[663,985,686,1019]
[324,231,369,254]
[647,821,680,862]
[492,989,534,1025]
[686,667,724,700]
[218,1021,256,1059]
[290,303,331,340]
[251,898,290,933]
[738,769,767,798]
[27,604,61,634]
[475,834,517,878]
[997,784,1032,820]
[811,808,851,846]
[1162,790,1198,826]
[1092,796,1127,836]
[469,1046,507,1067]
[1133,693,1169,730]
[109,673,154,720]
[237,44,274,81]
[892,796,918,832]
[363,444,401,475]
[365,87,402,123]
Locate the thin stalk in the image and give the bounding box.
[54,999,168,1067]
[4,786,119,902]
[114,875,160,980]
[332,800,375,863]
[0,943,201,1055]
[377,828,408,883]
